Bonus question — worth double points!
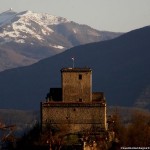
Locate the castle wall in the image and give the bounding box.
[41,102,106,133]
[92,92,105,101]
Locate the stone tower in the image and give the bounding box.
[41,67,107,132]
[61,68,92,102]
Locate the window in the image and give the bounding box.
[79,98,82,102]
[79,74,82,80]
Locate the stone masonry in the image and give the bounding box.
[41,68,107,133]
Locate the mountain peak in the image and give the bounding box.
[17,10,70,25]
[0,9,17,26]
[0,8,17,14]
[0,10,71,43]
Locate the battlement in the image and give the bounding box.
[42,101,106,107]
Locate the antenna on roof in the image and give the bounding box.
[71,57,75,68]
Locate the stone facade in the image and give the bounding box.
[61,68,92,102]
[41,68,107,133]
[41,102,106,132]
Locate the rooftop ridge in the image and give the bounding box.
[61,67,92,72]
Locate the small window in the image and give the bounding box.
[79,98,82,102]
[79,74,82,80]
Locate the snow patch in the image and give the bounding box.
[17,10,70,25]
[73,29,77,34]
[15,39,25,43]
[50,44,65,49]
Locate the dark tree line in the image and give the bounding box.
[111,108,150,147]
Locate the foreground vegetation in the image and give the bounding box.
[113,108,150,147]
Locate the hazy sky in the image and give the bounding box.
[0,0,150,32]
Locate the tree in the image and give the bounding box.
[125,109,150,147]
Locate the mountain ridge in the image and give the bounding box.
[0,9,122,71]
[0,26,149,110]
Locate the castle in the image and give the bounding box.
[41,68,107,134]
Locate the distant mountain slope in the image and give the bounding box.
[0,26,149,110]
[0,9,122,71]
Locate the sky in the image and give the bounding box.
[0,0,150,32]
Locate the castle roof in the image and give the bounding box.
[61,68,92,72]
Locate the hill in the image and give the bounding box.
[0,9,121,71]
[0,26,150,110]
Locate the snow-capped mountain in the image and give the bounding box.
[0,9,69,45]
[0,9,122,71]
